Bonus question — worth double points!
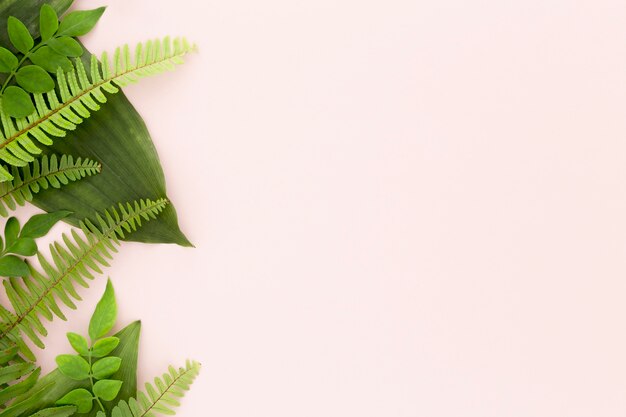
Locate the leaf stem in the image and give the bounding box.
[88,350,105,412]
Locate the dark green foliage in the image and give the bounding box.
[0,2,200,416]
[0,5,103,118]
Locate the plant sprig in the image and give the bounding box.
[0,4,105,118]
[0,210,69,277]
[56,279,123,413]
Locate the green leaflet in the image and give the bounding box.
[12,321,141,417]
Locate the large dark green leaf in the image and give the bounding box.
[33,91,192,246]
[0,0,191,246]
[13,321,141,416]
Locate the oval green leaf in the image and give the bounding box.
[30,46,72,73]
[67,332,89,356]
[88,279,117,340]
[4,216,19,247]
[91,357,122,379]
[56,388,93,413]
[0,255,29,277]
[91,336,120,358]
[58,7,105,37]
[21,210,71,238]
[16,65,55,93]
[6,237,37,256]
[92,379,122,401]
[7,16,34,53]
[39,4,58,41]
[55,354,90,380]
[2,85,34,118]
[0,47,17,73]
[48,36,82,57]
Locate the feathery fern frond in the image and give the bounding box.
[0,198,169,360]
[0,154,101,217]
[0,344,38,410]
[0,36,196,181]
[0,343,73,417]
[103,360,200,417]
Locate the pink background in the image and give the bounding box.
[25,0,626,415]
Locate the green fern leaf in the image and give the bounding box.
[0,36,196,181]
[0,348,36,402]
[0,198,169,360]
[0,154,101,217]
[105,360,200,417]
[0,342,40,412]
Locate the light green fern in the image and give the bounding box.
[0,198,169,360]
[0,154,101,217]
[0,36,196,181]
[102,361,200,417]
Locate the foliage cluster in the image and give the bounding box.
[0,2,200,417]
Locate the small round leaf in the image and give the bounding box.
[48,36,83,57]
[0,255,29,277]
[16,65,55,93]
[30,46,72,73]
[21,210,71,238]
[56,388,93,413]
[91,336,120,358]
[92,357,122,379]
[7,16,34,54]
[2,86,34,118]
[67,332,89,356]
[0,48,18,73]
[4,217,19,247]
[56,354,90,380]
[40,4,59,41]
[93,379,123,401]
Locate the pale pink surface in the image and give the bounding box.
[26,0,626,416]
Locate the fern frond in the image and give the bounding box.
[0,154,101,217]
[104,361,200,417]
[0,198,169,360]
[0,343,39,412]
[0,36,196,181]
